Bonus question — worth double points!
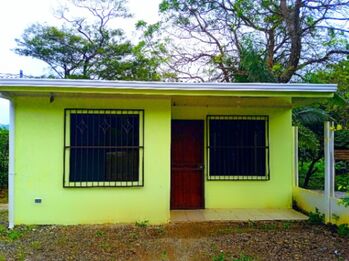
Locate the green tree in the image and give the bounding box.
[0,128,9,188]
[234,41,276,82]
[15,24,100,78]
[298,58,349,187]
[156,0,349,82]
[305,59,349,128]
[96,41,164,81]
[14,0,165,80]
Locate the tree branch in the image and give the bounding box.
[299,50,349,68]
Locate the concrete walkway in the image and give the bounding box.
[171,208,308,222]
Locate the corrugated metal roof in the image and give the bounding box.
[0,79,337,93]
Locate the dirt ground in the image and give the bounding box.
[0,211,348,261]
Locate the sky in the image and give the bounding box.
[0,0,162,124]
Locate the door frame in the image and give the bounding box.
[170,119,205,209]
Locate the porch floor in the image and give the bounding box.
[170,208,308,222]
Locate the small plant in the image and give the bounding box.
[30,241,42,250]
[261,223,277,231]
[96,230,105,237]
[135,220,149,228]
[213,251,225,261]
[308,208,324,224]
[154,225,166,235]
[233,253,254,261]
[15,248,26,261]
[282,221,291,230]
[7,230,22,240]
[161,250,169,261]
[247,220,257,228]
[337,224,349,238]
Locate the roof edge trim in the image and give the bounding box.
[0,79,337,93]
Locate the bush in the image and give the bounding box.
[308,208,325,224]
[337,224,349,238]
[0,128,8,188]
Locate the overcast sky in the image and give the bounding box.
[0,0,162,124]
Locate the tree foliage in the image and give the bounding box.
[155,0,349,82]
[297,58,349,187]
[0,128,8,188]
[305,58,349,128]
[234,41,276,82]
[14,0,165,80]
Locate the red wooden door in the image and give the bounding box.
[171,120,204,209]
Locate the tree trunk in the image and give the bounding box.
[266,29,275,70]
[279,0,302,83]
[303,156,322,188]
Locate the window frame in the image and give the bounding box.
[206,115,270,181]
[63,108,144,188]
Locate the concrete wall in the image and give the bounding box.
[14,96,171,225]
[13,94,295,225]
[293,187,349,225]
[172,105,294,209]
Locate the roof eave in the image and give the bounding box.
[0,79,337,99]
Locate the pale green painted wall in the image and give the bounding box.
[14,96,171,225]
[172,104,293,209]
[14,94,294,225]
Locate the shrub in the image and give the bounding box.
[337,224,349,238]
[308,208,325,224]
[7,230,22,240]
[0,128,9,188]
[135,220,149,228]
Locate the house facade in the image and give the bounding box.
[0,79,336,226]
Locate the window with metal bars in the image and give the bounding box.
[63,109,144,187]
[207,115,270,181]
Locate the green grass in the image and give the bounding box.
[233,254,254,261]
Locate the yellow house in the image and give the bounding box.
[0,79,336,227]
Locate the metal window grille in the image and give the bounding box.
[63,109,144,187]
[206,115,270,181]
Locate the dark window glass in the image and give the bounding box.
[64,109,143,187]
[208,117,269,179]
